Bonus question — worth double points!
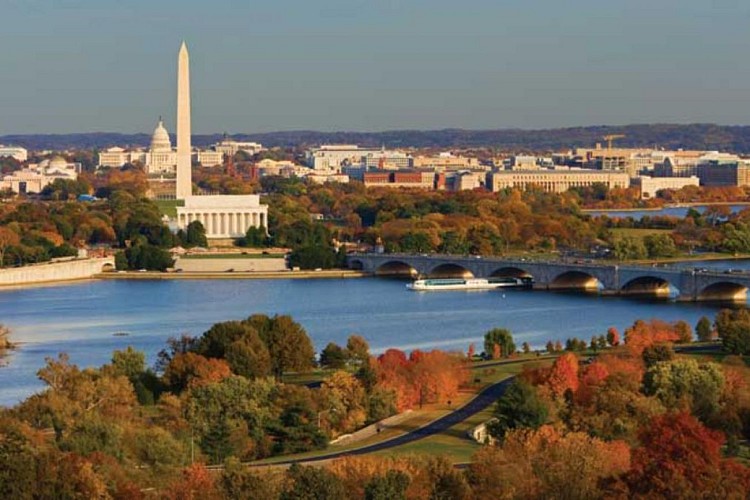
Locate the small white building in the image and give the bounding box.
[0,145,28,162]
[633,175,700,199]
[176,195,268,239]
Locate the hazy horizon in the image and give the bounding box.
[2,0,749,135]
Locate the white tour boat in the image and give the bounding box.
[406,277,530,291]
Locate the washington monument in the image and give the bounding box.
[175,41,192,199]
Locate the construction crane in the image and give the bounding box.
[603,134,625,150]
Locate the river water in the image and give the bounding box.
[586,204,748,219]
[0,277,736,406]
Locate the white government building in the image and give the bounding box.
[176,195,268,238]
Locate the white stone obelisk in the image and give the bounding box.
[175,41,192,199]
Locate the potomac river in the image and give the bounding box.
[0,276,741,406]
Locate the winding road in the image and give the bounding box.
[275,367,521,465]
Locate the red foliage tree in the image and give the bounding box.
[628,412,750,498]
[606,327,620,347]
[546,353,579,399]
[162,463,220,500]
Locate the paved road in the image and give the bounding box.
[275,375,516,465]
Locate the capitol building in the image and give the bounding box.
[97,118,223,174]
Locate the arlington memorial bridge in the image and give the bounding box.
[347,253,750,302]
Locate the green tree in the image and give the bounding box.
[185,220,208,248]
[364,470,410,500]
[0,425,37,499]
[225,336,272,379]
[256,315,316,380]
[220,457,282,500]
[320,342,347,370]
[613,236,647,261]
[282,464,346,500]
[487,380,548,439]
[644,233,678,258]
[641,344,675,368]
[484,328,515,358]
[721,321,750,355]
[288,245,338,270]
[239,226,269,248]
[696,316,713,342]
[111,346,145,380]
[643,359,725,423]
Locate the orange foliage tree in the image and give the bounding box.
[162,352,232,392]
[623,319,680,356]
[628,412,750,498]
[374,349,467,411]
[545,353,580,399]
[470,426,630,499]
[162,463,220,500]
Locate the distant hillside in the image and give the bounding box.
[3,124,750,153]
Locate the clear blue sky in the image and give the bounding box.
[1,0,749,134]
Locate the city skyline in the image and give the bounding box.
[1,0,749,135]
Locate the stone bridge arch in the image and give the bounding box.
[374,260,419,278]
[549,270,603,292]
[490,266,534,279]
[698,281,748,302]
[620,275,676,299]
[348,258,365,271]
[426,263,474,279]
[101,262,115,273]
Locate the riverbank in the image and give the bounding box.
[582,201,750,213]
[0,257,115,289]
[96,269,370,280]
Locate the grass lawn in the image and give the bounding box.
[181,253,286,259]
[154,199,184,218]
[610,228,673,241]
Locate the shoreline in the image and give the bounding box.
[96,269,371,280]
[583,201,750,213]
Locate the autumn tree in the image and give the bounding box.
[410,350,467,408]
[0,227,20,267]
[673,320,693,343]
[162,463,221,500]
[606,327,620,346]
[320,371,367,435]
[346,335,370,366]
[627,412,750,499]
[623,319,680,356]
[162,352,231,392]
[470,426,631,500]
[545,352,580,399]
[484,328,515,358]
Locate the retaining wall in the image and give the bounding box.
[0,257,115,287]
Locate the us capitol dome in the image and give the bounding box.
[150,118,172,152]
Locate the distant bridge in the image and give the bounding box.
[347,253,750,302]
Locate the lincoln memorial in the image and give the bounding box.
[176,195,268,238]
